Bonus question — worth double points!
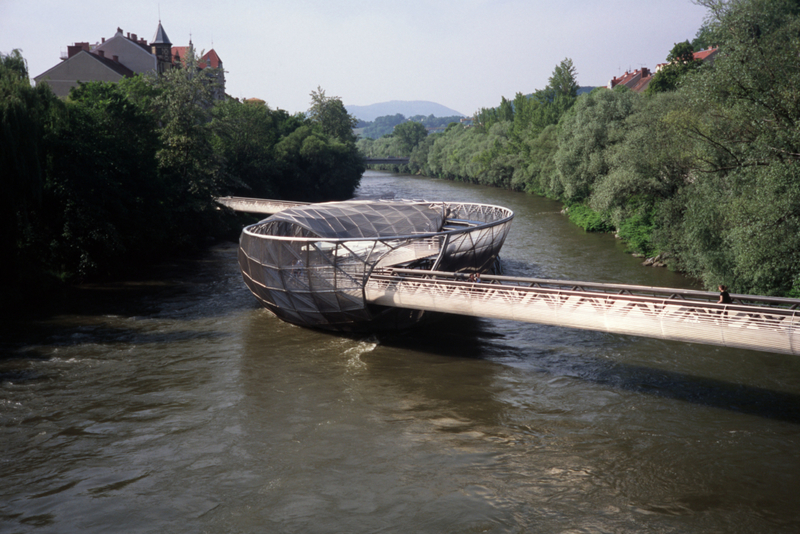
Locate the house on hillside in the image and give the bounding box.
[607,67,653,93]
[654,46,720,73]
[34,22,224,98]
[692,46,719,64]
[607,46,719,94]
[170,44,225,100]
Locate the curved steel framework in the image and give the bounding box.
[238,199,514,331]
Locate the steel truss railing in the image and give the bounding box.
[364,269,800,355]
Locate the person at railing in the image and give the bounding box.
[718,285,733,304]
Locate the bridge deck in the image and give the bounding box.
[216,196,308,215]
[365,269,800,355]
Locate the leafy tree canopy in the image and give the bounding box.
[307,86,358,143]
[547,58,579,98]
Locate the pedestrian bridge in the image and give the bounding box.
[217,195,800,355]
[365,268,800,356]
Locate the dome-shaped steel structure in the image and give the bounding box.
[238,199,514,331]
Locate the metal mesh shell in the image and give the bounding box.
[238,199,514,330]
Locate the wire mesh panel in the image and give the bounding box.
[238,199,514,331]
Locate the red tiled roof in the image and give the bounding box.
[171,46,190,65]
[693,47,719,61]
[629,74,652,93]
[201,49,222,68]
[609,68,652,93]
[171,46,222,68]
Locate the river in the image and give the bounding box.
[2,170,800,533]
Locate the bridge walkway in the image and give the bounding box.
[365,268,800,356]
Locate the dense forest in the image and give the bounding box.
[360,0,800,298]
[356,114,465,140]
[1,51,364,301]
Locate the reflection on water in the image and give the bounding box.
[2,171,800,533]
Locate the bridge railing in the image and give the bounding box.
[386,268,800,309]
[365,268,800,355]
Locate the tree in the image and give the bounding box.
[667,40,696,63]
[498,96,515,122]
[645,40,703,94]
[548,58,579,98]
[393,121,428,155]
[137,46,230,246]
[307,86,358,143]
[211,99,304,199]
[691,23,715,51]
[273,125,363,201]
[360,113,406,139]
[657,0,800,294]
[42,81,165,278]
[554,87,639,203]
[1,50,64,286]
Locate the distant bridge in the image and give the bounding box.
[364,157,410,165]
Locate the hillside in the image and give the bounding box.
[346,101,465,122]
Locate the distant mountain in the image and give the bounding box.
[346,101,465,122]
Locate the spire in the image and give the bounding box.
[152,21,171,45]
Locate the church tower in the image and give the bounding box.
[151,21,172,74]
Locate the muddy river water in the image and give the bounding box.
[2,171,800,533]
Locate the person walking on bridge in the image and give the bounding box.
[718,285,732,304]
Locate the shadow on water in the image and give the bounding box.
[4,241,246,324]
[589,359,800,424]
[375,314,800,425]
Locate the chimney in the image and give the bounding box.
[132,33,137,41]
[127,32,130,39]
[642,67,650,77]
[97,50,105,58]
[101,37,105,43]
[113,55,119,62]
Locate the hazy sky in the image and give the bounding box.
[1,0,709,116]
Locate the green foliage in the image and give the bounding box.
[407,3,800,296]
[359,113,405,139]
[393,121,428,155]
[554,87,638,202]
[211,99,305,199]
[565,204,614,232]
[646,41,704,95]
[44,81,165,277]
[691,23,715,51]
[548,58,579,98]
[307,86,358,143]
[667,40,696,63]
[147,59,227,230]
[615,204,658,256]
[1,49,64,284]
[357,114,462,140]
[660,0,800,295]
[273,125,364,201]
[2,50,364,294]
